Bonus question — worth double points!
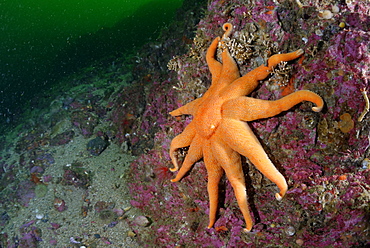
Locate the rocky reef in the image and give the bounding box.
[126,0,370,247]
[0,0,369,247]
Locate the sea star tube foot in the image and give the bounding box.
[169,23,324,232]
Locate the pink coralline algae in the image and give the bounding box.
[126,0,370,247]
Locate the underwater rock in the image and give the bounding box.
[16,181,36,207]
[19,223,42,248]
[34,184,48,198]
[29,166,44,174]
[126,0,370,245]
[134,215,151,227]
[42,174,53,183]
[49,223,61,230]
[98,210,116,224]
[50,119,71,138]
[53,198,67,212]
[338,113,354,133]
[94,201,118,224]
[15,130,48,153]
[86,136,109,156]
[62,168,91,188]
[62,161,92,189]
[71,110,98,137]
[29,152,55,172]
[49,130,75,146]
[94,201,115,213]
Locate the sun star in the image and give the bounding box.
[169,23,324,232]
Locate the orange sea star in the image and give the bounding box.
[169,23,324,232]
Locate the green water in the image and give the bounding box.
[0,0,183,123]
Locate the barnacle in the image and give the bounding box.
[268,61,293,88]
[167,56,181,71]
[261,38,279,57]
[172,78,207,100]
[189,33,208,60]
[306,44,318,58]
[361,158,370,170]
[318,10,333,19]
[218,30,256,64]
[299,0,338,6]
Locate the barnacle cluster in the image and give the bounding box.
[267,61,293,88]
[218,31,255,64]
[167,34,208,100]
[318,183,339,212]
[189,33,208,60]
[260,38,279,58]
[305,44,319,58]
[218,23,280,66]
[172,78,207,99]
[298,0,339,7]
[168,32,208,72]
[167,55,181,71]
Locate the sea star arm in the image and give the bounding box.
[169,121,197,171]
[220,118,288,201]
[171,134,203,182]
[211,134,253,232]
[169,98,202,116]
[221,49,304,98]
[222,90,324,121]
[208,23,240,87]
[206,36,223,82]
[217,46,240,86]
[203,142,224,229]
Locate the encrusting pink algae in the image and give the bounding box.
[1,0,368,247]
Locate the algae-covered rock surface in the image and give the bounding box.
[1,0,369,247]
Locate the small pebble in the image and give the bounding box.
[70,237,81,244]
[113,208,124,216]
[296,238,304,246]
[108,221,118,228]
[127,231,136,237]
[134,215,150,227]
[54,198,67,212]
[319,10,333,19]
[362,158,370,168]
[315,29,323,36]
[35,213,44,220]
[285,225,296,236]
[332,5,340,13]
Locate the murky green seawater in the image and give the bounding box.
[0,0,183,125]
